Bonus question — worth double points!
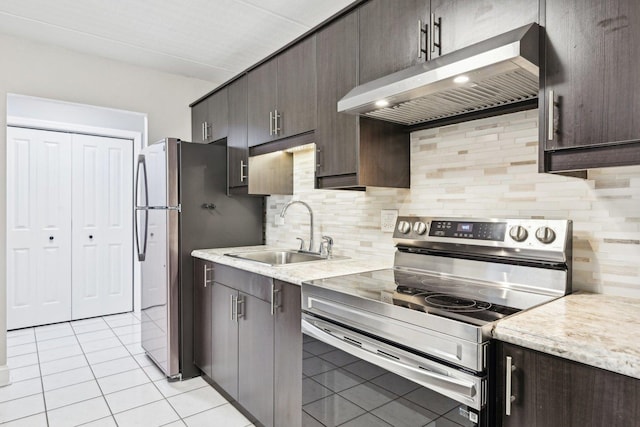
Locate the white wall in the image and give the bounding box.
[0,33,216,385]
[267,110,640,298]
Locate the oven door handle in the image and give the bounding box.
[302,317,480,408]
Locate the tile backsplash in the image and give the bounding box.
[266,110,640,297]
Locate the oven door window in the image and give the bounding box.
[302,317,486,426]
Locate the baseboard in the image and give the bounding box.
[0,365,11,387]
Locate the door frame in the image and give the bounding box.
[6,97,145,314]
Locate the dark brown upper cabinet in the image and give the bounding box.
[247,37,316,148]
[191,87,228,144]
[358,0,537,85]
[227,76,249,191]
[430,0,538,57]
[358,0,430,84]
[316,10,410,190]
[540,0,640,173]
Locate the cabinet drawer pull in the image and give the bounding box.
[548,90,555,141]
[505,355,517,416]
[240,159,248,182]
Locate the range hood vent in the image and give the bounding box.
[338,23,540,126]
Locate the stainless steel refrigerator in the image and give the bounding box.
[135,138,263,379]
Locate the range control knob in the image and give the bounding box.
[397,221,411,234]
[509,225,528,242]
[535,227,556,244]
[413,221,427,235]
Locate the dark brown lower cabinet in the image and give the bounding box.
[238,292,275,426]
[193,259,213,378]
[193,260,301,427]
[497,341,640,427]
[211,282,239,400]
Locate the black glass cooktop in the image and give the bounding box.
[305,269,523,326]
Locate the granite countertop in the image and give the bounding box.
[191,245,392,285]
[493,292,640,380]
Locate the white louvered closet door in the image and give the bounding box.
[6,127,73,329]
[71,134,133,319]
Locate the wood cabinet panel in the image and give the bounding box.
[227,76,249,189]
[206,88,228,143]
[541,0,640,172]
[358,0,429,84]
[316,11,358,178]
[277,37,316,138]
[247,38,316,148]
[273,280,302,427]
[192,259,212,378]
[201,263,300,427]
[430,0,538,57]
[191,101,208,143]
[248,60,278,147]
[497,341,640,427]
[497,342,537,427]
[315,10,411,190]
[238,292,275,427]
[211,282,239,400]
[191,89,228,144]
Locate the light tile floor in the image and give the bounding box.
[2,312,253,427]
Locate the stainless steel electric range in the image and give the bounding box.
[302,217,572,426]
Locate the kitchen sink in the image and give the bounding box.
[225,250,346,266]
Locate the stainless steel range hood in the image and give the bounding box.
[338,23,540,126]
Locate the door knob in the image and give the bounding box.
[49,236,54,241]
[89,235,94,240]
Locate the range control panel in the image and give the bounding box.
[429,220,507,241]
[392,216,572,256]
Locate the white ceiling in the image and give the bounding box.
[0,0,358,85]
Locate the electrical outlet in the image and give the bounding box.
[381,209,398,233]
[275,214,285,226]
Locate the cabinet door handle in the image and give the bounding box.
[274,109,281,135]
[203,264,213,287]
[230,295,236,321]
[316,148,322,170]
[270,283,281,316]
[236,296,244,320]
[201,122,206,141]
[240,159,247,182]
[269,111,274,136]
[430,13,441,57]
[548,90,555,141]
[505,355,517,416]
[418,19,423,59]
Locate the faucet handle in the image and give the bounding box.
[295,237,306,251]
[320,236,334,258]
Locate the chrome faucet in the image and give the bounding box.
[280,200,314,253]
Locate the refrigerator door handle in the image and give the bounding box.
[135,154,149,209]
[135,155,149,261]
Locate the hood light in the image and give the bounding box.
[453,75,470,84]
[375,99,389,108]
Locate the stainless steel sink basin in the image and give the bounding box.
[225,250,346,266]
